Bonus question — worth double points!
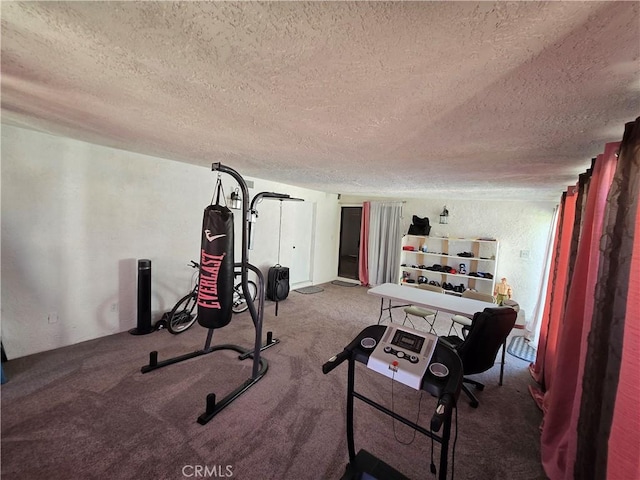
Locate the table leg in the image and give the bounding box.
[499,339,506,386]
[377,298,394,324]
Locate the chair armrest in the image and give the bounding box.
[439,336,460,349]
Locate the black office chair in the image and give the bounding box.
[442,307,517,408]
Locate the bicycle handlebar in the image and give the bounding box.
[189,260,251,276]
[188,260,246,275]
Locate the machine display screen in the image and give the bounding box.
[391,330,425,354]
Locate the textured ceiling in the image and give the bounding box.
[1,1,638,201]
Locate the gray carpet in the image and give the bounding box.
[1,283,546,480]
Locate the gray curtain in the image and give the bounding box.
[527,205,559,346]
[367,201,403,285]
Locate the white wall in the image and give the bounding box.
[341,196,557,321]
[1,125,556,358]
[1,126,339,358]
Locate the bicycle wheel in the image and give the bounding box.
[167,292,198,334]
[232,280,258,314]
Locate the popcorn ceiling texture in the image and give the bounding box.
[1,1,638,201]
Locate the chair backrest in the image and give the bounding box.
[418,284,444,294]
[502,299,520,312]
[461,290,496,303]
[456,307,517,375]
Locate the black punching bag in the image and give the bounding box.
[197,204,234,329]
[130,259,153,335]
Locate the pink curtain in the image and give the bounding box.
[607,177,640,479]
[529,188,577,394]
[530,115,640,479]
[358,201,370,286]
[536,144,618,479]
[529,203,561,388]
[575,120,640,477]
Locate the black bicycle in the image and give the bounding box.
[232,271,258,315]
[166,261,259,334]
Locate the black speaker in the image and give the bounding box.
[267,265,290,302]
[130,259,153,335]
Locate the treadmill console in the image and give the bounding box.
[366,324,437,390]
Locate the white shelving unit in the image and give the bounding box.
[399,235,499,296]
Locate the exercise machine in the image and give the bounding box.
[140,163,279,425]
[323,324,463,479]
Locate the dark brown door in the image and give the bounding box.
[338,207,362,280]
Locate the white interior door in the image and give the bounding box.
[280,201,314,286]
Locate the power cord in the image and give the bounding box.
[390,371,424,446]
[387,371,459,480]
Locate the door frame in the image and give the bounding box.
[337,205,362,284]
[280,200,315,289]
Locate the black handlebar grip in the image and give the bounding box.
[322,349,350,374]
[430,393,454,432]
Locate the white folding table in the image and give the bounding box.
[368,283,510,385]
[368,283,495,321]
